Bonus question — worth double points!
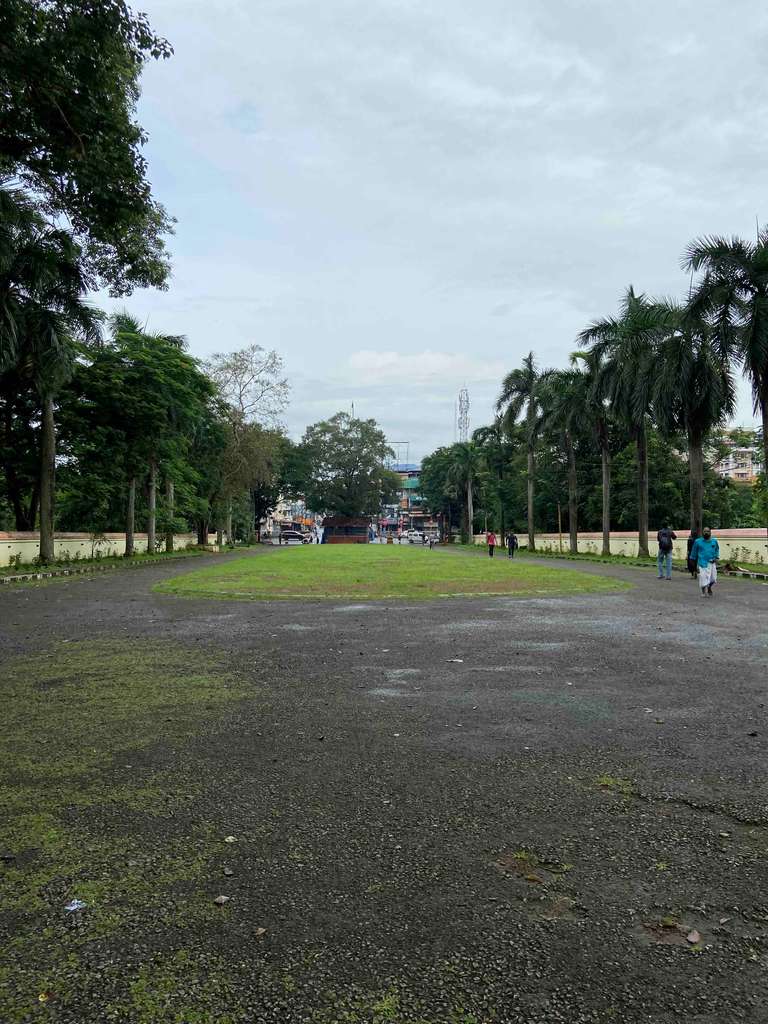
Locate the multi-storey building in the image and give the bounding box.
[379,462,438,534]
[714,444,763,483]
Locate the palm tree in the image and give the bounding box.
[652,304,736,535]
[540,369,591,554]
[0,188,101,561]
[473,418,515,544]
[496,352,550,551]
[447,441,483,541]
[684,232,768,538]
[570,349,613,556]
[579,288,669,558]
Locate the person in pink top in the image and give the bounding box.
[487,531,497,558]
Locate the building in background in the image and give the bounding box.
[380,463,438,534]
[713,436,763,483]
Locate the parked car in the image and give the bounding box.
[406,529,424,543]
[277,530,310,545]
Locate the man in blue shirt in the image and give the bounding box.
[689,527,720,597]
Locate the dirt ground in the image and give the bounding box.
[1,549,767,1023]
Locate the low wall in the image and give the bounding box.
[473,530,768,564]
[0,532,210,567]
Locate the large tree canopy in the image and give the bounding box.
[0,0,173,293]
[299,412,398,517]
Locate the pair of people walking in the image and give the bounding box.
[486,531,519,558]
[657,523,719,597]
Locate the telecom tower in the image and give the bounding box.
[457,387,470,443]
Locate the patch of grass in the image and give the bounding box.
[0,640,250,1022]
[596,774,635,797]
[155,544,630,602]
[0,547,207,577]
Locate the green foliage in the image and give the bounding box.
[299,412,398,516]
[0,0,174,293]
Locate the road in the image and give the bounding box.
[1,552,766,1023]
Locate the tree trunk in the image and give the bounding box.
[165,477,174,552]
[38,395,56,564]
[566,431,578,554]
[125,477,136,557]
[147,460,157,554]
[527,445,536,551]
[466,475,474,541]
[196,518,208,545]
[216,522,223,547]
[635,421,650,558]
[688,430,704,535]
[762,397,768,545]
[600,441,611,557]
[226,501,233,545]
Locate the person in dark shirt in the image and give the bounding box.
[656,524,677,580]
[507,531,519,559]
[686,529,699,578]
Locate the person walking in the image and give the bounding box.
[690,527,719,597]
[507,531,519,559]
[656,523,676,580]
[686,528,699,578]
[487,530,497,558]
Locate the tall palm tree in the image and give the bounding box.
[571,349,613,556]
[684,232,768,538]
[653,303,736,535]
[0,188,101,561]
[447,441,483,541]
[579,288,669,558]
[540,369,591,554]
[496,352,550,551]
[473,418,514,544]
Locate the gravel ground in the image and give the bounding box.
[1,549,767,1023]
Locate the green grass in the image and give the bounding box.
[0,546,207,577]
[154,544,629,602]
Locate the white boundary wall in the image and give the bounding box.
[473,529,768,564]
[0,532,207,567]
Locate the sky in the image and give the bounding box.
[106,0,766,461]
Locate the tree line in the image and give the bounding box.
[423,244,768,554]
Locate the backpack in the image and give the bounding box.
[658,529,673,553]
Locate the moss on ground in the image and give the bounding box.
[0,640,251,1022]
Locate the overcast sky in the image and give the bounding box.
[107,0,765,461]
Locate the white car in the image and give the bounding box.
[406,529,424,543]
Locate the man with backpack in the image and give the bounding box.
[656,523,676,580]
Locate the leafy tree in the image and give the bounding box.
[685,231,768,537]
[652,304,735,534]
[0,377,40,529]
[420,446,463,539]
[300,412,397,516]
[570,349,614,555]
[540,369,592,554]
[0,188,101,560]
[473,420,517,543]
[0,0,173,293]
[579,288,668,557]
[497,352,551,551]
[446,441,484,541]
